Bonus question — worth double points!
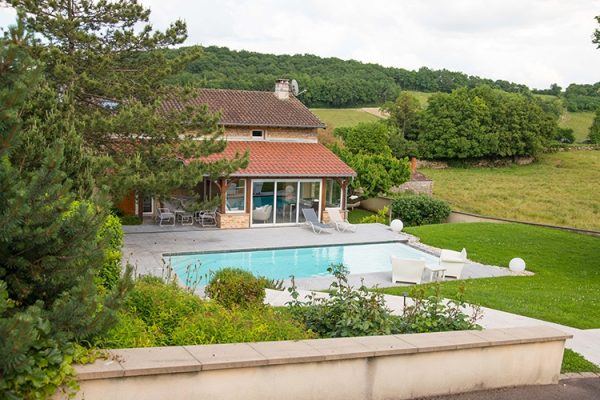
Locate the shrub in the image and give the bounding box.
[396,284,482,333]
[554,127,575,144]
[205,268,266,309]
[391,195,451,226]
[287,264,398,337]
[360,206,389,224]
[119,214,142,225]
[96,214,124,291]
[589,108,600,144]
[96,277,312,347]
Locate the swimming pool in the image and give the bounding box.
[166,242,439,281]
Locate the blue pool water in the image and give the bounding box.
[166,242,439,280]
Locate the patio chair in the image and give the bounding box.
[301,208,334,234]
[390,255,426,284]
[439,248,467,279]
[195,207,218,227]
[252,204,272,223]
[157,207,175,226]
[325,207,357,233]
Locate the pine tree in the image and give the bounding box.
[8,0,247,204]
[0,21,129,398]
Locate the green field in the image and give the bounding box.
[310,108,380,129]
[381,223,600,329]
[405,90,434,107]
[559,111,595,142]
[423,150,600,231]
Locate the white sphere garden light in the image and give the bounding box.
[390,219,404,233]
[509,257,526,272]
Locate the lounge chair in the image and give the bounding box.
[439,248,467,279]
[301,208,334,234]
[325,208,357,232]
[390,255,426,284]
[195,207,218,227]
[252,204,272,223]
[157,207,175,226]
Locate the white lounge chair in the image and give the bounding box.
[326,207,357,232]
[439,248,467,279]
[157,207,175,226]
[391,255,426,284]
[301,208,334,234]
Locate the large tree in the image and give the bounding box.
[0,21,129,398]
[8,0,246,204]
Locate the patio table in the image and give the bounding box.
[425,265,446,281]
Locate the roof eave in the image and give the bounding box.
[220,122,326,129]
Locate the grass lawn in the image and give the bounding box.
[380,223,600,329]
[348,208,375,224]
[310,108,380,129]
[423,150,600,231]
[562,349,600,373]
[559,111,594,142]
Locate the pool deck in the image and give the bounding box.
[123,223,515,289]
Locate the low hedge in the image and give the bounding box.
[391,195,451,226]
[95,277,312,348]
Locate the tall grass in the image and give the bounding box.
[424,151,600,231]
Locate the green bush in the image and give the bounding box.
[288,264,398,337]
[391,195,451,226]
[96,277,312,348]
[360,206,389,224]
[396,284,481,333]
[119,214,142,225]
[205,268,266,309]
[96,214,124,290]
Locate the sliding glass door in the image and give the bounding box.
[251,179,321,226]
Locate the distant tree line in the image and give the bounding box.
[563,82,600,112]
[165,46,532,108]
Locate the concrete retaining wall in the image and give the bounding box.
[65,326,570,400]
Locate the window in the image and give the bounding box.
[325,179,342,208]
[226,179,246,212]
[252,130,264,139]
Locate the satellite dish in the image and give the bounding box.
[291,79,299,96]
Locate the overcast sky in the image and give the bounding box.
[2,0,599,89]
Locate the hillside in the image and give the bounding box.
[166,45,531,108]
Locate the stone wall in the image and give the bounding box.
[66,326,570,400]
[217,213,250,229]
[224,126,318,142]
[391,180,433,196]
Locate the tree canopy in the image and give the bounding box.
[9,0,246,203]
[164,45,532,108]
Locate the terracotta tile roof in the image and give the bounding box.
[161,89,325,129]
[196,141,356,177]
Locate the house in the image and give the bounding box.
[118,79,356,228]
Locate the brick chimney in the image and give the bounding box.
[274,79,291,100]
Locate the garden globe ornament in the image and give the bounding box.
[390,219,404,233]
[509,257,526,272]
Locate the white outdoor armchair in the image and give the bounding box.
[390,255,426,284]
[439,248,467,279]
[157,207,175,226]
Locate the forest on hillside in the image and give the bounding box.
[165,46,534,107]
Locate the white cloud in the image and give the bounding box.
[2,1,599,89]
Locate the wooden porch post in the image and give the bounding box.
[245,178,252,213]
[218,178,228,213]
[320,178,327,222]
